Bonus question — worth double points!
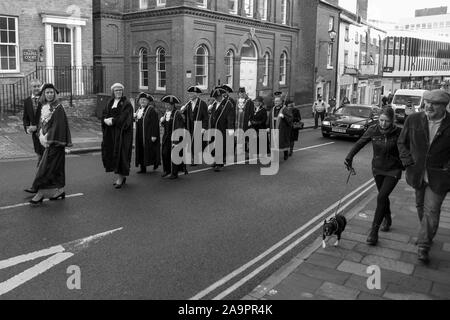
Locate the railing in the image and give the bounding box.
[0,66,105,115]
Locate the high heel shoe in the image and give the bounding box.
[115,178,127,189]
[50,192,66,201]
[29,196,44,205]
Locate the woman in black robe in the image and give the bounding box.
[268,93,293,161]
[30,83,72,205]
[101,83,134,189]
[286,100,302,157]
[160,95,187,180]
[134,92,161,174]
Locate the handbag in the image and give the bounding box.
[293,121,304,130]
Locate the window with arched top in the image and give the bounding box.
[195,45,209,89]
[279,51,287,85]
[225,50,234,87]
[263,52,270,87]
[139,48,149,89]
[156,47,166,91]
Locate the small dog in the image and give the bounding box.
[322,215,347,248]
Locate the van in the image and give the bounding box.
[391,89,427,123]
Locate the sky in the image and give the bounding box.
[339,0,450,23]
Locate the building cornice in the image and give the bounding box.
[120,6,299,32]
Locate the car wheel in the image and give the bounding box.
[322,132,331,138]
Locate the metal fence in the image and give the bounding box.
[0,66,105,115]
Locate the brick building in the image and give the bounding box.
[93,0,318,106]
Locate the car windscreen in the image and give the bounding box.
[335,107,372,118]
[392,95,422,106]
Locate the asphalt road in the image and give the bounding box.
[0,129,374,300]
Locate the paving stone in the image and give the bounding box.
[345,274,386,296]
[342,232,368,243]
[440,217,450,224]
[440,222,450,230]
[357,292,387,300]
[383,284,435,300]
[317,246,364,263]
[399,251,440,269]
[437,260,450,273]
[306,253,343,269]
[346,224,370,235]
[362,255,415,275]
[377,238,418,254]
[354,243,402,260]
[265,273,324,301]
[435,234,450,244]
[378,232,411,243]
[315,282,360,300]
[431,283,450,299]
[337,260,369,278]
[414,266,450,285]
[295,262,351,285]
[383,273,432,294]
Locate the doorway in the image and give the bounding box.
[240,40,258,99]
[53,27,73,93]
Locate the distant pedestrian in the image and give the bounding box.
[23,79,45,194]
[398,90,450,263]
[134,92,161,174]
[160,95,187,180]
[345,107,403,246]
[250,96,268,157]
[287,100,302,157]
[312,96,329,129]
[235,87,255,157]
[341,96,350,108]
[269,92,293,161]
[101,83,134,189]
[29,83,72,205]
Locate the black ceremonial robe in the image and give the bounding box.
[268,105,293,151]
[135,106,161,169]
[102,97,134,176]
[23,96,45,156]
[32,102,72,190]
[161,108,186,175]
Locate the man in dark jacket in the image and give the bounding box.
[398,89,450,263]
[23,79,45,194]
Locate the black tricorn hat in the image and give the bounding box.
[238,87,246,93]
[211,88,227,98]
[39,83,59,95]
[188,86,202,94]
[161,95,181,105]
[274,91,283,97]
[254,96,264,103]
[221,84,233,93]
[137,92,154,102]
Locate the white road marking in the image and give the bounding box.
[0,193,84,211]
[190,178,375,300]
[0,227,123,297]
[212,182,376,300]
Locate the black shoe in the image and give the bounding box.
[161,172,170,178]
[50,192,66,201]
[24,188,38,194]
[284,152,289,161]
[137,169,147,174]
[115,178,127,189]
[380,217,392,232]
[367,228,379,246]
[29,196,44,205]
[168,174,178,180]
[418,248,430,264]
[214,166,223,172]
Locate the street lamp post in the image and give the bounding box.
[316,28,337,101]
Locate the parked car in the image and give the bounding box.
[391,89,427,123]
[322,105,380,139]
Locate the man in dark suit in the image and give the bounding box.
[181,86,209,166]
[23,79,45,194]
[398,89,450,263]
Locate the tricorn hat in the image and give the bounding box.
[187,86,203,94]
[137,92,154,102]
[211,88,227,98]
[273,91,283,97]
[221,84,234,93]
[39,83,59,95]
[239,87,246,93]
[161,95,181,105]
[254,96,264,103]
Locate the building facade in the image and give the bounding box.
[395,6,450,39]
[382,32,450,92]
[315,0,340,103]
[93,0,318,105]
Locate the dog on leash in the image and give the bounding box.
[322,215,347,248]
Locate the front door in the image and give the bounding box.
[54,44,72,93]
[240,59,257,99]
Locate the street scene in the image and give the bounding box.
[1,0,450,304]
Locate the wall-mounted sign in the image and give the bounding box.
[23,49,38,62]
[186,71,192,79]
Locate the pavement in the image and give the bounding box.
[0,112,318,161]
[245,179,450,300]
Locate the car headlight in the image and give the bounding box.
[351,124,364,129]
[322,121,331,126]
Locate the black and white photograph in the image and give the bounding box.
[1,0,450,306]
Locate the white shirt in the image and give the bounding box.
[165,111,172,122]
[136,107,145,120]
[112,99,120,109]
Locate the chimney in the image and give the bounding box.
[356,0,368,21]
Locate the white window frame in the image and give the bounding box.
[229,0,238,14]
[139,47,149,90]
[244,0,254,18]
[327,43,333,68]
[156,0,166,8]
[195,45,209,90]
[281,0,287,25]
[259,0,268,21]
[0,16,20,73]
[139,0,149,9]
[279,51,287,85]
[263,52,270,86]
[156,47,167,91]
[328,17,334,31]
[196,0,207,9]
[225,49,234,87]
